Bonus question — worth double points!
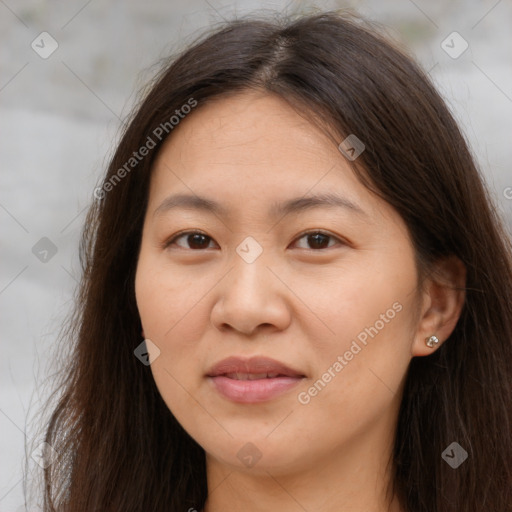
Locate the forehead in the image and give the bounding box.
[161,95,319,165]
[147,91,389,224]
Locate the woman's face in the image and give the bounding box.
[135,90,423,476]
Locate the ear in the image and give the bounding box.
[412,255,466,357]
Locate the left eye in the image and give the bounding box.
[165,230,343,251]
[293,231,342,250]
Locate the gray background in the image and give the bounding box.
[1,0,511,510]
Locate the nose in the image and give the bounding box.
[209,250,292,337]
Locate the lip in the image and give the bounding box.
[206,356,306,403]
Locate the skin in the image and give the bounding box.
[135,90,466,512]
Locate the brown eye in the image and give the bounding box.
[166,231,216,250]
[293,231,342,250]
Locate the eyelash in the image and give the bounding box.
[163,229,346,251]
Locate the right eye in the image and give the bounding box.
[164,230,218,250]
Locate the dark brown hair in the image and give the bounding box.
[32,10,512,512]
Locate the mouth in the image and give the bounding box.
[222,372,291,380]
[206,356,306,403]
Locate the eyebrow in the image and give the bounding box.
[153,192,368,219]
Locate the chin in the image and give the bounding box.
[202,434,313,476]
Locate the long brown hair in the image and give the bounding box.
[32,10,512,511]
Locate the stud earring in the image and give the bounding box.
[425,335,440,348]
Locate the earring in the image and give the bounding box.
[425,335,440,348]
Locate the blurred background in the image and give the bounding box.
[1,0,511,509]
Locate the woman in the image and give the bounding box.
[36,10,512,512]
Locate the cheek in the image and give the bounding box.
[135,250,207,341]
[135,250,213,395]
[296,251,417,352]
[297,252,418,412]
[290,306,415,463]
[135,258,207,423]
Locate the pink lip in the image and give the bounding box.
[206,356,305,404]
